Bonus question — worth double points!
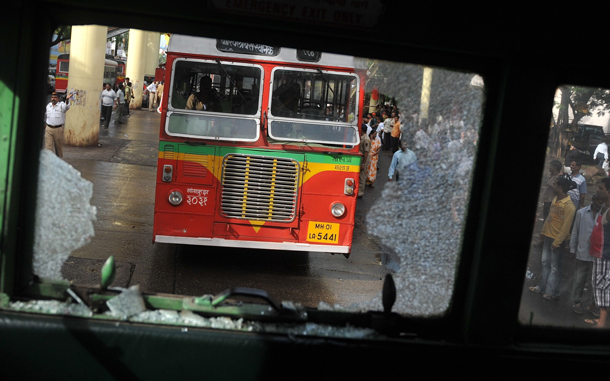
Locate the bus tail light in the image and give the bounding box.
[168,190,183,206]
[162,165,173,182]
[344,178,355,195]
[331,202,346,218]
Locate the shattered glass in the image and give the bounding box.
[8,299,93,318]
[322,61,484,316]
[33,150,97,279]
[2,300,379,339]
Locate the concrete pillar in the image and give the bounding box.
[126,29,148,109]
[419,67,433,125]
[145,31,161,77]
[64,25,107,147]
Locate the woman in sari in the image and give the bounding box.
[366,130,381,188]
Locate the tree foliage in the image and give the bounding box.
[550,86,610,158]
[51,26,71,46]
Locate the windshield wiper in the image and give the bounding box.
[317,68,335,97]
[215,59,247,103]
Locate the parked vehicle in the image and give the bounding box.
[571,123,605,162]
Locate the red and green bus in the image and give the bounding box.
[153,35,367,256]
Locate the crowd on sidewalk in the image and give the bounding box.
[529,138,610,328]
[44,78,164,158]
[357,105,477,202]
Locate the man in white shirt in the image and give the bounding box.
[45,91,72,158]
[101,84,117,129]
[116,83,126,124]
[147,81,158,111]
[594,139,609,168]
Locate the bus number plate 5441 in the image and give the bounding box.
[306,221,339,244]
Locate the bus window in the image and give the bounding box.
[166,59,262,141]
[169,59,261,115]
[268,69,358,145]
[59,60,69,73]
[520,85,610,329]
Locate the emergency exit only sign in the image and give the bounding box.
[213,0,383,28]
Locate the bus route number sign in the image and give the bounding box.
[307,221,339,244]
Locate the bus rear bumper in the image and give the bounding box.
[154,235,350,254]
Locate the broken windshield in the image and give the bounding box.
[1,29,486,336]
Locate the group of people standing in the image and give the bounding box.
[146,80,164,112]
[44,78,138,158]
[530,153,610,328]
[357,108,476,198]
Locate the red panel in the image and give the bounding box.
[154,212,214,238]
[301,170,357,196]
[213,222,297,241]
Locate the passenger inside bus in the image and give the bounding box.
[272,81,301,117]
[186,76,222,112]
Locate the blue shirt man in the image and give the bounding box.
[388,145,416,181]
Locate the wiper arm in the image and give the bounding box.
[216,59,247,103]
[317,68,334,97]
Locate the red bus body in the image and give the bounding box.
[55,54,118,93]
[153,35,367,255]
[115,59,126,87]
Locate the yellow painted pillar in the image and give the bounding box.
[64,25,107,146]
[126,29,148,109]
[420,67,433,124]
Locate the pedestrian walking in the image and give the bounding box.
[383,112,393,151]
[124,79,132,116]
[101,84,117,129]
[529,176,577,300]
[44,91,72,158]
[147,81,158,111]
[156,81,164,110]
[570,193,605,315]
[583,177,610,326]
[388,134,417,182]
[567,160,587,210]
[116,83,127,124]
[390,114,401,152]
[594,138,608,168]
[366,130,381,188]
[358,123,371,199]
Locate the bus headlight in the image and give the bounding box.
[168,190,183,206]
[331,202,346,218]
[344,178,354,195]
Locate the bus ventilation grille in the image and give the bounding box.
[182,153,208,178]
[163,145,175,159]
[221,154,299,222]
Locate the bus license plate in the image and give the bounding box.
[306,221,339,244]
